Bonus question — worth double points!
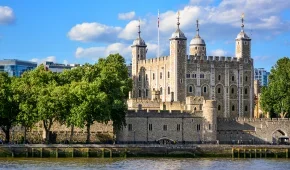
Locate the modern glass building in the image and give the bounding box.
[0,59,37,77]
[254,68,270,86]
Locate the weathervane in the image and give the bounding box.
[177,11,180,28]
[196,19,200,37]
[138,19,141,38]
[241,13,245,32]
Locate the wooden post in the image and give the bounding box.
[32,148,34,158]
[250,149,251,158]
[56,148,58,158]
[260,149,262,158]
[11,150,14,158]
[232,148,234,158]
[40,148,43,158]
[124,148,127,158]
[101,148,104,158]
[26,148,28,158]
[110,149,112,158]
[238,149,240,158]
[244,149,246,158]
[265,149,267,158]
[87,148,89,158]
[286,149,288,158]
[72,148,74,158]
[255,149,257,158]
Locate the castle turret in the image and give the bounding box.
[202,100,217,141]
[169,12,187,102]
[189,20,206,56]
[131,20,147,98]
[235,14,251,59]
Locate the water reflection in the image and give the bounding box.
[0,158,290,170]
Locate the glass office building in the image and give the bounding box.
[0,59,37,77]
[254,68,270,86]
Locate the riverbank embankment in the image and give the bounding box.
[0,144,289,158]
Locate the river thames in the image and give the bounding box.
[0,158,290,170]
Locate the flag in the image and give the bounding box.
[158,10,160,28]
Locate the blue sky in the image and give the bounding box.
[0,0,289,71]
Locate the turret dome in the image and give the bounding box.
[171,28,187,39]
[133,37,146,46]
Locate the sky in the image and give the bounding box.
[0,0,289,71]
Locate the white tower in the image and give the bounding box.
[235,14,251,59]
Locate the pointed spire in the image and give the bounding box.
[138,19,141,38]
[177,11,180,28]
[196,19,200,37]
[241,13,245,32]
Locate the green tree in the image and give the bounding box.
[260,57,290,118]
[0,73,19,142]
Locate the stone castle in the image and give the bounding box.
[116,14,289,144]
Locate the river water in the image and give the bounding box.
[0,158,290,170]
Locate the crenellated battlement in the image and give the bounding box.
[126,109,203,118]
[187,55,240,64]
[138,56,170,65]
[218,118,290,123]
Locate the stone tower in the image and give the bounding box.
[235,14,251,59]
[131,20,147,98]
[189,20,206,56]
[169,12,187,102]
[202,100,217,141]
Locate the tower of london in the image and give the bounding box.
[117,14,256,144]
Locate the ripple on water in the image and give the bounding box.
[0,158,290,170]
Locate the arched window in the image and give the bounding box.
[145,74,148,81]
[218,88,221,93]
[194,107,197,111]
[138,89,142,97]
[245,76,248,81]
[218,75,221,81]
[203,86,207,93]
[189,85,193,93]
[245,88,248,94]
[232,105,235,111]
[160,72,162,79]
[245,105,248,111]
[160,87,162,95]
[231,88,234,94]
[168,72,170,78]
[232,76,235,81]
[218,105,221,111]
[168,87,170,94]
[153,73,155,80]
[138,75,141,81]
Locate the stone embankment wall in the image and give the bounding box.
[217,118,290,144]
[0,121,113,143]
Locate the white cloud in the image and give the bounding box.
[118,20,139,40]
[118,11,135,20]
[75,43,131,61]
[0,6,15,25]
[30,56,57,65]
[210,49,228,56]
[67,22,122,42]
[63,60,68,65]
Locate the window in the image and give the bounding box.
[186,74,190,78]
[168,87,170,94]
[218,75,221,81]
[145,74,148,81]
[218,88,221,93]
[245,76,248,81]
[203,86,207,93]
[209,124,211,130]
[146,89,148,97]
[232,105,235,111]
[245,105,248,112]
[149,124,152,131]
[195,47,197,50]
[218,105,221,111]
[168,72,170,78]
[231,88,234,94]
[153,73,155,80]
[245,88,248,94]
[160,72,162,79]
[200,74,204,78]
[160,87,163,95]
[177,124,181,131]
[189,86,193,93]
[138,89,142,97]
[232,76,235,81]
[138,75,141,81]
[180,79,183,84]
[197,124,201,131]
[192,74,196,78]
[163,125,167,131]
[128,124,132,131]
[202,47,205,51]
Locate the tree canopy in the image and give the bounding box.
[260,57,290,118]
[0,53,132,143]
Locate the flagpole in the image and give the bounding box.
[158,9,160,58]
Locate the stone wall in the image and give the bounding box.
[217,118,290,144]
